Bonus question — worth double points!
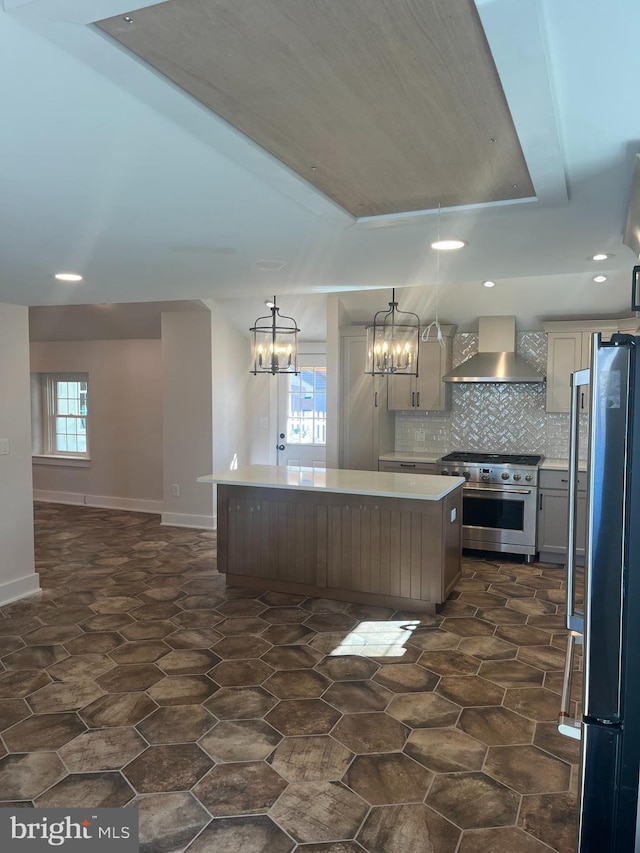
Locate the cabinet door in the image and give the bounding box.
[545,333,583,413]
[341,336,375,470]
[387,373,415,411]
[538,488,586,557]
[415,337,452,411]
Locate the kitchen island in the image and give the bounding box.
[197,465,464,614]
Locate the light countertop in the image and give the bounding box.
[541,458,587,471]
[197,465,464,501]
[378,452,441,464]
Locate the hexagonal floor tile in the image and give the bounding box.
[479,660,545,688]
[518,791,578,851]
[119,621,177,641]
[261,645,322,670]
[47,654,115,681]
[211,659,274,687]
[0,699,31,730]
[426,771,519,830]
[332,713,408,753]
[156,649,220,675]
[324,680,393,714]
[261,606,309,624]
[64,632,124,655]
[405,629,461,652]
[132,792,210,853]
[164,628,222,649]
[314,656,378,682]
[441,617,495,637]
[503,687,561,722]
[457,636,518,661]
[344,752,432,805]
[215,617,269,636]
[3,712,86,751]
[109,641,170,664]
[436,676,505,707]
[36,772,135,808]
[136,704,214,744]
[304,613,357,633]
[3,645,69,670]
[270,735,352,782]
[213,636,273,659]
[265,699,340,736]
[373,663,439,693]
[495,625,553,646]
[261,624,316,645]
[458,705,535,746]
[0,752,65,799]
[533,722,581,765]
[96,664,164,693]
[205,686,278,720]
[417,650,479,676]
[22,624,82,645]
[485,744,571,794]
[123,744,212,793]
[517,645,567,672]
[215,599,267,617]
[80,692,157,728]
[457,826,551,852]
[357,803,460,853]
[193,762,288,816]
[200,719,282,762]
[184,815,294,853]
[26,680,103,714]
[59,727,147,772]
[90,596,142,614]
[262,669,329,699]
[270,781,367,843]
[147,675,217,706]
[405,727,486,773]
[387,692,461,728]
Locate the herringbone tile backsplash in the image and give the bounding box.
[395,332,583,459]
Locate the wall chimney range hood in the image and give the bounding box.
[443,316,545,384]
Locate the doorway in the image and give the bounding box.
[276,353,327,467]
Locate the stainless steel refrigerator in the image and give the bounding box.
[560,331,640,851]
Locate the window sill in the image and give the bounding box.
[32,455,91,468]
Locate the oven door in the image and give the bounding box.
[462,483,537,550]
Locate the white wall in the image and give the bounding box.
[30,340,163,511]
[161,311,214,528]
[0,304,39,605]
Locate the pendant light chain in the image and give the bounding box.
[422,202,445,347]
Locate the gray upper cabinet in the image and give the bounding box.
[387,325,455,412]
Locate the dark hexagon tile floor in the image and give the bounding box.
[0,503,578,852]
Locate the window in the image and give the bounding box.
[31,373,89,458]
[286,365,326,445]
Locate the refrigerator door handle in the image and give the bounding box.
[566,368,589,633]
[558,631,582,741]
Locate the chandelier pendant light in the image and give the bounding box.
[250,295,300,375]
[365,288,420,376]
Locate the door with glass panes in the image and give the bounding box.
[277,354,327,467]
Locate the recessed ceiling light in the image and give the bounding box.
[590,253,613,261]
[53,272,83,282]
[593,275,608,283]
[254,260,287,271]
[482,280,496,288]
[430,239,467,251]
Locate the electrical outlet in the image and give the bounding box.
[171,484,180,497]
[414,429,426,443]
[0,438,9,455]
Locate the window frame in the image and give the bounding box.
[33,372,90,460]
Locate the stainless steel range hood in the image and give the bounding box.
[443,316,545,384]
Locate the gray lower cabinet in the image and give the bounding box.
[378,461,437,475]
[537,469,587,564]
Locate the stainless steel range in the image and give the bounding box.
[437,452,544,561]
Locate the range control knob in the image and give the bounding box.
[501,472,510,480]
[463,470,471,480]
[482,473,490,482]
[513,473,522,481]
[452,470,460,477]
[525,473,534,482]
[440,468,449,476]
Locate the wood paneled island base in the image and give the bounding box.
[215,474,463,614]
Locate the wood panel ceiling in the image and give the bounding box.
[96,0,534,217]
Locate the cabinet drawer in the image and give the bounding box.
[378,461,437,475]
[539,469,587,491]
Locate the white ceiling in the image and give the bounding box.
[2,0,640,338]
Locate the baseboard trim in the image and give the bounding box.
[161,512,216,530]
[33,490,163,515]
[0,573,41,606]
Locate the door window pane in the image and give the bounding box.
[286,366,326,445]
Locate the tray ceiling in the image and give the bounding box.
[96,0,534,217]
